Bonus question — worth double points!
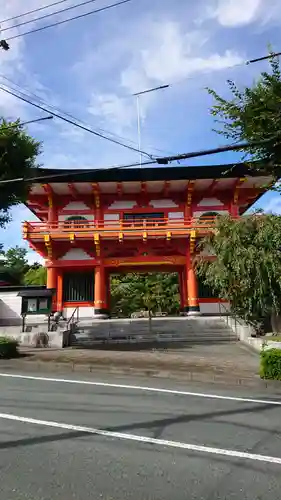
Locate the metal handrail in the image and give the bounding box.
[67,307,79,328]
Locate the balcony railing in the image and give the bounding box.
[23,216,237,239]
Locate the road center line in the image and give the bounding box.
[0,411,280,465]
[0,372,280,406]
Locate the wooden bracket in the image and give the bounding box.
[94,233,100,256]
[92,183,100,209]
[141,182,147,196]
[117,182,123,196]
[68,183,79,199]
[187,181,195,207]
[190,230,197,255]
[233,178,246,204]
[22,222,29,240]
[42,184,53,209]
[44,234,52,258]
[163,181,170,196]
[209,179,219,194]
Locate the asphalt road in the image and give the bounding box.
[0,371,281,499]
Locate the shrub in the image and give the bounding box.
[0,336,19,359]
[260,348,281,380]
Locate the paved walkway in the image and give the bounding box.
[0,341,261,387]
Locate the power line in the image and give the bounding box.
[0,0,70,24]
[2,0,101,33]
[0,140,269,186]
[92,50,281,104]
[6,0,134,41]
[156,51,281,94]
[0,84,154,158]
[0,73,174,156]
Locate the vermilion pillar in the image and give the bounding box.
[47,267,57,312]
[94,263,108,316]
[187,265,200,315]
[57,271,63,313]
[47,267,57,289]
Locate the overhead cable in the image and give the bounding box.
[1,0,101,33]
[0,140,269,186]
[0,0,70,24]
[6,0,134,41]
[0,74,174,157]
[0,85,154,158]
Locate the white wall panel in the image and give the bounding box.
[0,292,22,325]
[59,248,92,261]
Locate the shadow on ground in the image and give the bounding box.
[69,340,236,352]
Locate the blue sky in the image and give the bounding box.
[0,0,280,262]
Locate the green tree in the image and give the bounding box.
[110,273,180,318]
[208,53,281,177]
[196,214,281,330]
[2,246,29,283]
[0,120,40,227]
[24,264,47,285]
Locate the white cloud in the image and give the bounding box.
[212,0,261,27]
[26,250,44,265]
[207,0,281,27]
[263,196,281,214]
[86,20,242,131]
[0,0,80,119]
[88,93,137,133]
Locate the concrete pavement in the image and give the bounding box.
[1,341,262,389]
[0,371,281,499]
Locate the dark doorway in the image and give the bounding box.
[63,271,94,302]
[123,212,164,226]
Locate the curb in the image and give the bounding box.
[1,357,279,392]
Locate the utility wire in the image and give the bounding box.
[0,85,154,158]
[0,140,270,186]
[158,51,281,94]
[2,0,101,33]
[90,50,281,104]
[6,0,134,41]
[0,74,175,157]
[0,0,70,24]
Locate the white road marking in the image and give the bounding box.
[0,372,280,406]
[0,411,280,465]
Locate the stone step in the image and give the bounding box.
[70,336,236,346]
[69,316,236,347]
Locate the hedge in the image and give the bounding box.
[260,348,281,380]
[0,337,19,359]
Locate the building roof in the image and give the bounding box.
[31,162,268,183]
[0,270,20,287]
[0,285,47,292]
[18,288,54,298]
